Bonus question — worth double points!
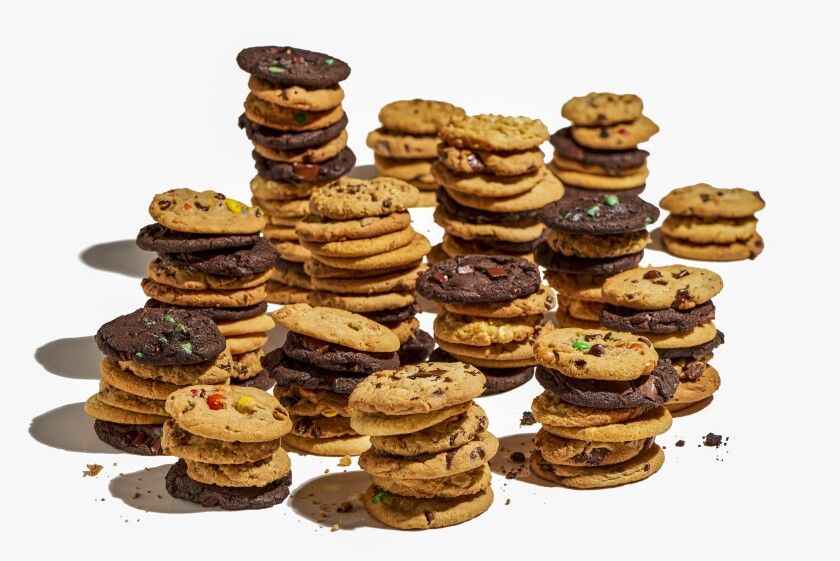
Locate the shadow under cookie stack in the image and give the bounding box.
[432,114,564,261]
[350,362,496,530]
[236,46,355,304]
[368,99,465,208]
[530,328,677,488]
[138,188,275,390]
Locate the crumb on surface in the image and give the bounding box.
[520,411,536,426]
[130,492,141,500]
[337,502,353,513]
[84,463,103,477]
[331,523,340,532]
[338,455,351,467]
[505,498,511,505]
[324,469,330,474]
[703,433,723,447]
[675,439,685,447]
[510,451,526,463]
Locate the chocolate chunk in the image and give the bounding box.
[520,411,536,426]
[417,255,541,303]
[703,433,723,447]
[510,452,526,463]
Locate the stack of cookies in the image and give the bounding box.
[417,255,556,394]
[350,362,496,530]
[549,92,658,197]
[601,265,725,412]
[163,384,293,510]
[138,188,275,390]
[84,308,229,456]
[368,99,465,208]
[432,114,564,260]
[262,303,401,456]
[299,177,434,364]
[530,328,678,488]
[659,183,766,261]
[236,46,355,303]
[536,193,660,329]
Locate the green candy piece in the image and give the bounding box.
[371,490,391,504]
[294,111,308,123]
[267,66,285,74]
[572,340,591,351]
[324,58,334,65]
[164,315,174,323]
[563,212,572,221]
[606,332,617,341]
[180,343,192,354]
[604,194,619,206]
[586,205,600,217]
[135,352,144,358]
[645,216,653,225]
[175,323,187,334]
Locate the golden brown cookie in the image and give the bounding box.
[146,259,273,291]
[665,365,721,412]
[544,271,607,303]
[362,485,493,529]
[269,240,311,263]
[247,75,345,111]
[661,215,759,243]
[140,278,267,308]
[270,268,313,290]
[432,161,541,198]
[378,99,466,135]
[541,406,672,442]
[309,177,420,220]
[366,128,439,159]
[644,322,718,348]
[438,285,556,318]
[83,394,169,425]
[162,419,281,464]
[601,264,724,311]
[282,433,371,456]
[662,234,765,262]
[545,230,650,259]
[659,183,765,218]
[550,165,648,190]
[265,281,310,305]
[263,224,299,241]
[434,207,544,243]
[100,358,181,400]
[244,93,345,131]
[271,303,401,352]
[374,155,435,183]
[119,346,233,386]
[300,226,415,257]
[272,385,351,417]
[307,290,416,313]
[252,197,310,218]
[310,263,426,294]
[434,312,545,347]
[226,332,268,354]
[305,257,422,279]
[230,350,265,382]
[533,429,649,466]
[443,168,563,213]
[250,175,315,201]
[214,314,275,337]
[370,464,491,499]
[437,144,545,176]
[440,114,549,151]
[295,211,411,242]
[150,189,265,235]
[532,391,648,428]
[369,403,488,457]
[307,233,430,270]
[530,444,664,488]
[289,414,357,439]
[351,402,472,437]
[97,380,167,416]
[186,448,291,487]
[561,92,644,126]
[571,115,659,149]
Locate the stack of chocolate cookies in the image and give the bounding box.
[300,177,434,364]
[530,327,678,488]
[659,183,766,261]
[368,99,465,208]
[549,92,658,197]
[163,384,293,510]
[138,188,275,390]
[236,46,355,304]
[262,303,401,456]
[417,255,557,394]
[536,193,660,329]
[84,308,229,456]
[432,114,564,260]
[350,362,496,530]
[601,265,725,413]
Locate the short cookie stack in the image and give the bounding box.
[432,114,564,260]
[138,188,275,390]
[601,265,725,412]
[84,308,229,456]
[417,255,556,394]
[350,362,496,530]
[236,46,355,304]
[549,92,658,197]
[536,193,660,329]
[262,303,401,456]
[530,328,678,488]
[163,384,293,510]
[368,99,465,208]
[659,183,766,261]
[299,177,434,363]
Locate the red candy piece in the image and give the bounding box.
[207,393,226,410]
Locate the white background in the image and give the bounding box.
[2,1,837,559]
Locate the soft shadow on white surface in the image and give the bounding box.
[416,294,439,315]
[289,470,384,530]
[489,432,556,487]
[30,402,118,453]
[35,336,101,380]
[347,164,376,180]
[109,464,208,514]
[80,239,149,278]
[647,227,665,253]
[265,325,288,353]
[670,396,714,419]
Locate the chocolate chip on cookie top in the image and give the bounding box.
[236,46,350,87]
[539,193,660,235]
[561,92,644,126]
[659,183,765,218]
[439,114,550,152]
[95,308,226,366]
[149,188,266,235]
[601,265,724,311]
[271,303,401,353]
[378,99,466,135]
[416,255,542,303]
[308,177,420,220]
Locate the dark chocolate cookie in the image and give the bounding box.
[447,231,547,254]
[93,420,164,455]
[275,257,306,274]
[437,188,542,225]
[230,369,274,391]
[263,349,367,395]
[236,46,350,87]
[550,127,649,172]
[253,146,356,183]
[655,331,725,360]
[157,238,276,277]
[600,301,716,334]
[359,303,421,324]
[534,244,643,275]
[136,223,260,254]
[535,359,678,409]
[540,193,660,234]
[561,184,646,199]
[396,329,434,365]
[95,308,226,365]
[280,331,399,373]
[416,255,541,303]
[165,459,291,510]
[427,348,534,395]
[239,112,348,150]
[144,299,268,321]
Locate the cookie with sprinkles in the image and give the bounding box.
[236,46,350,87]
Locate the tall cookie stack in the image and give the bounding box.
[299,177,434,364]
[601,265,725,413]
[432,114,564,260]
[84,308,229,456]
[549,92,658,198]
[417,255,556,394]
[138,189,275,390]
[530,328,677,488]
[236,46,355,304]
[659,183,766,261]
[163,384,293,510]
[536,193,660,329]
[350,362,496,530]
[368,99,465,208]
[262,304,401,456]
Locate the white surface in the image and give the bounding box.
[2,1,837,559]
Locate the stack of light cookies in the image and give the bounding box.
[601,265,725,413]
[432,114,564,260]
[417,255,556,394]
[660,183,766,261]
[368,99,465,208]
[350,362,496,530]
[531,328,677,488]
[536,193,660,329]
[300,177,434,364]
[262,303,401,456]
[84,308,230,456]
[138,188,275,390]
[549,92,658,197]
[236,46,355,304]
[163,384,293,510]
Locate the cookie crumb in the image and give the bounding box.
[324,469,330,474]
[331,523,340,532]
[703,433,723,447]
[337,455,351,467]
[520,411,536,426]
[505,472,517,480]
[505,498,511,505]
[675,439,685,447]
[84,463,103,477]
[336,501,353,513]
[130,492,141,500]
[510,451,526,463]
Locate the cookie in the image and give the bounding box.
[84,394,169,425]
[280,331,400,372]
[239,112,348,150]
[265,351,366,395]
[571,115,659,149]
[550,152,646,178]
[370,464,491,499]
[430,349,538,396]
[437,144,544,176]
[600,301,715,334]
[661,215,759,244]
[295,211,411,243]
[282,433,371,456]
[305,257,420,280]
[443,168,564,213]
[269,239,311,263]
[361,303,422,324]
[561,184,647,198]
[397,329,435,365]
[232,368,274,391]
[662,233,765,261]
[659,183,765,218]
[253,129,348,164]
[245,94,344,132]
[531,391,648,428]
[307,286,413,313]
[100,358,180,400]
[226,333,268,355]
[311,263,426,294]
[436,187,542,225]
[530,444,663,488]
[300,226,415,257]
[435,322,548,364]
[270,268,312,290]
[432,208,545,246]
[534,430,653,467]
[387,317,420,345]
[561,92,643,126]
[147,259,272,291]
[601,265,724,311]
[378,99,465,135]
[229,349,266,381]
[543,272,606,303]
[643,322,718,349]
[156,238,276,277]
[246,74,344,111]
[440,233,541,259]
[431,162,541,198]
[550,127,649,172]
[351,402,472,437]
[272,385,352,417]
[417,255,541,304]
[309,177,420,220]
[265,282,310,305]
[136,223,261,254]
[93,420,164,455]
[289,414,357,439]
[554,306,602,330]
[253,146,356,183]
[369,403,488,457]
[439,114,549,151]
[665,364,721,412]
[119,346,233,386]
[374,155,435,183]
[140,278,267,309]
[308,233,430,270]
[236,46,350,87]
[366,129,440,159]
[434,312,544,347]
[97,381,167,416]
[437,284,556,318]
[655,330,724,361]
[271,303,401,352]
[540,193,659,234]
[249,176,315,202]
[557,296,601,322]
[551,166,649,191]
[545,229,650,259]
[540,406,672,442]
[149,189,265,235]
[162,419,280,464]
[535,244,643,275]
[362,485,492,529]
